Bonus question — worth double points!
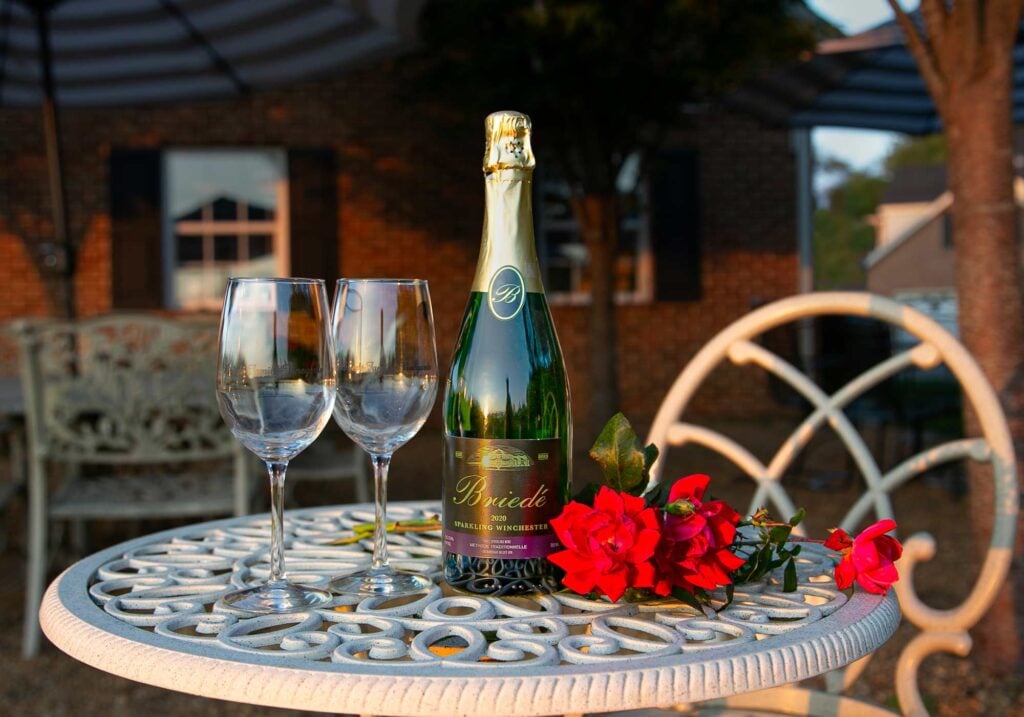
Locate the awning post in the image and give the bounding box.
[792,127,815,378]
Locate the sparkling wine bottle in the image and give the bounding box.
[442,111,572,596]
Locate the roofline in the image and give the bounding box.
[864,190,953,269]
[817,23,904,55]
[865,177,1024,269]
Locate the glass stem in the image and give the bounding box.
[371,453,391,570]
[267,461,288,585]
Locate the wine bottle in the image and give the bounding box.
[442,111,572,596]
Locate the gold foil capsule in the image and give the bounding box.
[483,111,536,172]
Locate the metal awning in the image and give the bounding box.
[731,19,1024,136]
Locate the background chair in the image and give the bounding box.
[17,314,250,658]
[287,422,370,505]
[0,325,26,552]
[643,292,1017,716]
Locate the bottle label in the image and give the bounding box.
[443,436,563,559]
[487,265,526,320]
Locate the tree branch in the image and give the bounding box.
[886,0,947,116]
[985,0,1024,53]
[919,0,948,49]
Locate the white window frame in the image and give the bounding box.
[161,148,290,310]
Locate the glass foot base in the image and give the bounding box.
[222,581,332,613]
[330,567,432,597]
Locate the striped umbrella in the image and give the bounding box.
[0,0,425,316]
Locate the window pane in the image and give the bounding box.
[212,197,238,221]
[618,228,638,253]
[248,204,275,221]
[249,234,272,258]
[164,148,288,310]
[214,235,238,261]
[176,235,203,264]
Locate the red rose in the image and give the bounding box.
[824,519,902,594]
[653,474,746,596]
[549,486,661,601]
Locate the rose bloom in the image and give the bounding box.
[653,474,746,596]
[825,519,902,594]
[549,486,661,601]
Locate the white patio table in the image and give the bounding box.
[40,501,899,717]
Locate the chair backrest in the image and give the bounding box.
[17,314,233,465]
[646,292,1018,716]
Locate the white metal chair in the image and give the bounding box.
[17,314,250,658]
[641,292,1018,717]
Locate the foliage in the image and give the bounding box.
[884,134,947,172]
[813,160,886,290]
[731,507,805,593]
[413,1,818,191]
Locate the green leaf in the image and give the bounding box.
[782,557,798,589]
[769,525,792,544]
[719,583,736,612]
[588,413,650,493]
[788,508,806,527]
[643,443,660,474]
[642,481,672,508]
[672,587,714,618]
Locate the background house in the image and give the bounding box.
[866,162,1024,337]
[0,67,800,468]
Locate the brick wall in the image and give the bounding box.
[0,68,797,428]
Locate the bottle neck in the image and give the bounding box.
[471,170,545,294]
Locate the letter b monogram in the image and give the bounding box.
[493,284,521,304]
[487,266,526,320]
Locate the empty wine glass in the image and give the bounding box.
[329,279,439,597]
[216,278,336,612]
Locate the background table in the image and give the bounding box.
[40,501,900,716]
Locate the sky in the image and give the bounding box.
[806,1,916,177]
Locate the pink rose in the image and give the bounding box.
[824,519,902,594]
[653,474,746,596]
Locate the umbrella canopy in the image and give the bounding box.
[0,0,425,317]
[0,0,424,106]
[730,18,1024,136]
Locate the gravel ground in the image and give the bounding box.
[1,420,1022,716]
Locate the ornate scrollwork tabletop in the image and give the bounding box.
[41,501,900,716]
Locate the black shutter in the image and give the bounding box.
[287,148,338,287]
[651,149,701,302]
[110,148,164,309]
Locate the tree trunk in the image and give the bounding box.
[946,56,1024,674]
[572,194,621,439]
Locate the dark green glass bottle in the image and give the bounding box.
[442,111,572,596]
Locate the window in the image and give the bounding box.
[536,162,654,304]
[162,149,289,310]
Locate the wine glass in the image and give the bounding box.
[329,279,439,597]
[216,277,336,612]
